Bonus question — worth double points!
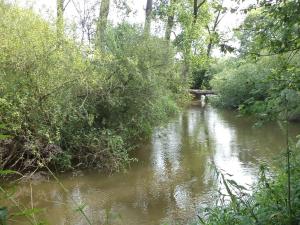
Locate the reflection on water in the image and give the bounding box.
[7,102,300,225]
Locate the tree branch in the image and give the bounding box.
[197,0,207,10]
[63,0,72,11]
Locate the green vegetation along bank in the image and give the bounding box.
[207,0,300,123]
[0,2,188,173]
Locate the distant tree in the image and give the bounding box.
[164,0,176,41]
[182,0,207,79]
[238,0,300,56]
[70,0,99,45]
[96,0,110,49]
[56,0,72,44]
[57,0,64,43]
[206,0,227,57]
[144,0,153,35]
[192,0,206,24]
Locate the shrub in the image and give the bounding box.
[210,55,300,121]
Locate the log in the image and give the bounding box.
[189,89,216,95]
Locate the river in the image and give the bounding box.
[6,102,300,225]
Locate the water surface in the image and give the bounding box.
[7,102,300,225]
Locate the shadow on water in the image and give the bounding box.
[7,101,300,225]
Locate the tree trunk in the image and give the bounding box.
[207,8,221,57]
[144,0,153,35]
[182,0,206,79]
[193,0,198,24]
[165,0,175,41]
[57,0,64,43]
[182,48,191,79]
[96,0,110,49]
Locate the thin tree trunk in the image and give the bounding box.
[182,0,199,79]
[182,49,191,79]
[207,40,213,57]
[144,0,153,35]
[193,0,198,24]
[165,14,174,41]
[96,0,110,49]
[206,8,221,57]
[165,0,175,41]
[193,0,206,24]
[57,0,64,44]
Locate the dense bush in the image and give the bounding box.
[210,55,300,121]
[0,2,188,172]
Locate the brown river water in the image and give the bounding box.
[4,102,300,225]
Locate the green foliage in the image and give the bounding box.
[210,58,269,108]
[238,0,300,56]
[0,2,188,172]
[210,54,300,121]
[210,0,300,121]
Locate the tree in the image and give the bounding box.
[70,0,99,45]
[96,0,110,49]
[206,0,226,57]
[189,0,228,89]
[193,0,206,24]
[56,0,72,44]
[165,0,176,41]
[144,0,153,35]
[57,0,64,43]
[181,0,207,79]
[238,0,300,56]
